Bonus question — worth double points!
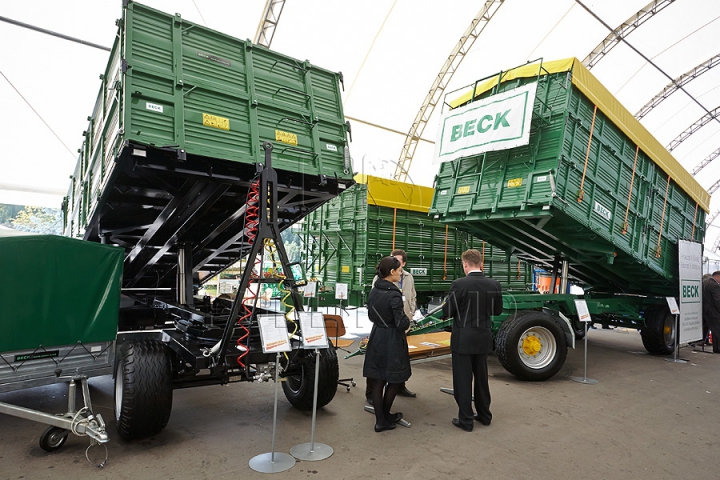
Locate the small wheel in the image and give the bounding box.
[39,426,69,452]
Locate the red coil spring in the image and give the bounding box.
[236,179,261,368]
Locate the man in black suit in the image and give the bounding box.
[442,249,503,432]
[702,271,720,353]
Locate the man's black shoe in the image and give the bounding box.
[452,418,473,432]
[366,397,373,405]
[473,414,491,426]
[398,387,417,398]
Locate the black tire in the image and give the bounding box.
[640,304,675,355]
[115,339,173,440]
[282,347,339,410]
[495,311,568,381]
[39,426,68,452]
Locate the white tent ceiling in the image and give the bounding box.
[1,0,719,248]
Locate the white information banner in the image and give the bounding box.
[298,312,329,349]
[678,240,703,344]
[257,314,292,353]
[433,82,537,164]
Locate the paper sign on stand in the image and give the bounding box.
[666,297,680,315]
[571,299,597,385]
[335,283,348,300]
[257,314,292,353]
[574,299,591,322]
[299,312,328,349]
[304,282,317,298]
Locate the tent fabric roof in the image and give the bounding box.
[1,0,719,245]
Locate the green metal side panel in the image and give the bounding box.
[71,1,350,232]
[0,233,123,352]
[303,184,533,307]
[431,69,705,296]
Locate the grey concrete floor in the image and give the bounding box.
[1,328,719,480]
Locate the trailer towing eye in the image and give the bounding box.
[522,335,542,356]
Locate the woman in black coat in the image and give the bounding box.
[363,256,412,432]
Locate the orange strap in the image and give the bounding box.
[691,202,698,241]
[578,105,598,203]
[442,225,449,281]
[622,146,639,235]
[655,174,671,258]
[392,208,397,250]
[517,260,521,280]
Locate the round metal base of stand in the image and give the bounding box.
[249,452,295,473]
[664,358,688,364]
[290,442,333,461]
[570,376,598,385]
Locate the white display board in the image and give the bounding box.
[303,281,317,298]
[678,240,703,344]
[574,299,591,322]
[335,283,348,300]
[298,312,329,349]
[257,314,292,353]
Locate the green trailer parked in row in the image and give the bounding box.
[301,174,534,309]
[57,0,354,443]
[427,58,709,381]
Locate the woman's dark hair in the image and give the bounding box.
[376,256,401,279]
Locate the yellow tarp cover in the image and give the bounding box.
[354,174,435,213]
[450,58,710,213]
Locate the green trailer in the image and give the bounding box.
[59,0,354,441]
[301,174,534,309]
[428,58,709,380]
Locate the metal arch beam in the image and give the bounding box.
[393,0,505,183]
[253,0,287,48]
[666,106,720,152]
[708,179,720,195]
[706,209,720,228]
[691,147,720,176]
[713,235,720,253]
[636,54,720,119]
[582,0,675,70]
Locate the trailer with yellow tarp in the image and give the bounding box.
[428,58,709,380]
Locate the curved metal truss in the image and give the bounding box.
[582,0,675,69]
[691,147,720,176]
[666,106,720,152]
[393,0,505,183]
[254,0,287,47]
[636,54,720,120]
[708,178,720,195]
[713,234,720,253]
[706,209,720,228]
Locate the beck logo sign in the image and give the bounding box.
[433,82,537,164]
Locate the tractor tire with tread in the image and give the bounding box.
[496,311,568,381]
[115,339,173,440]
[282,347,339,410]
[640,304,675,355]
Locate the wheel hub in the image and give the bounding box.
[522,335,542,356]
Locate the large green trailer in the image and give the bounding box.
[60,1,353,441]
[428,58,709,380]
[302,174,533,308]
